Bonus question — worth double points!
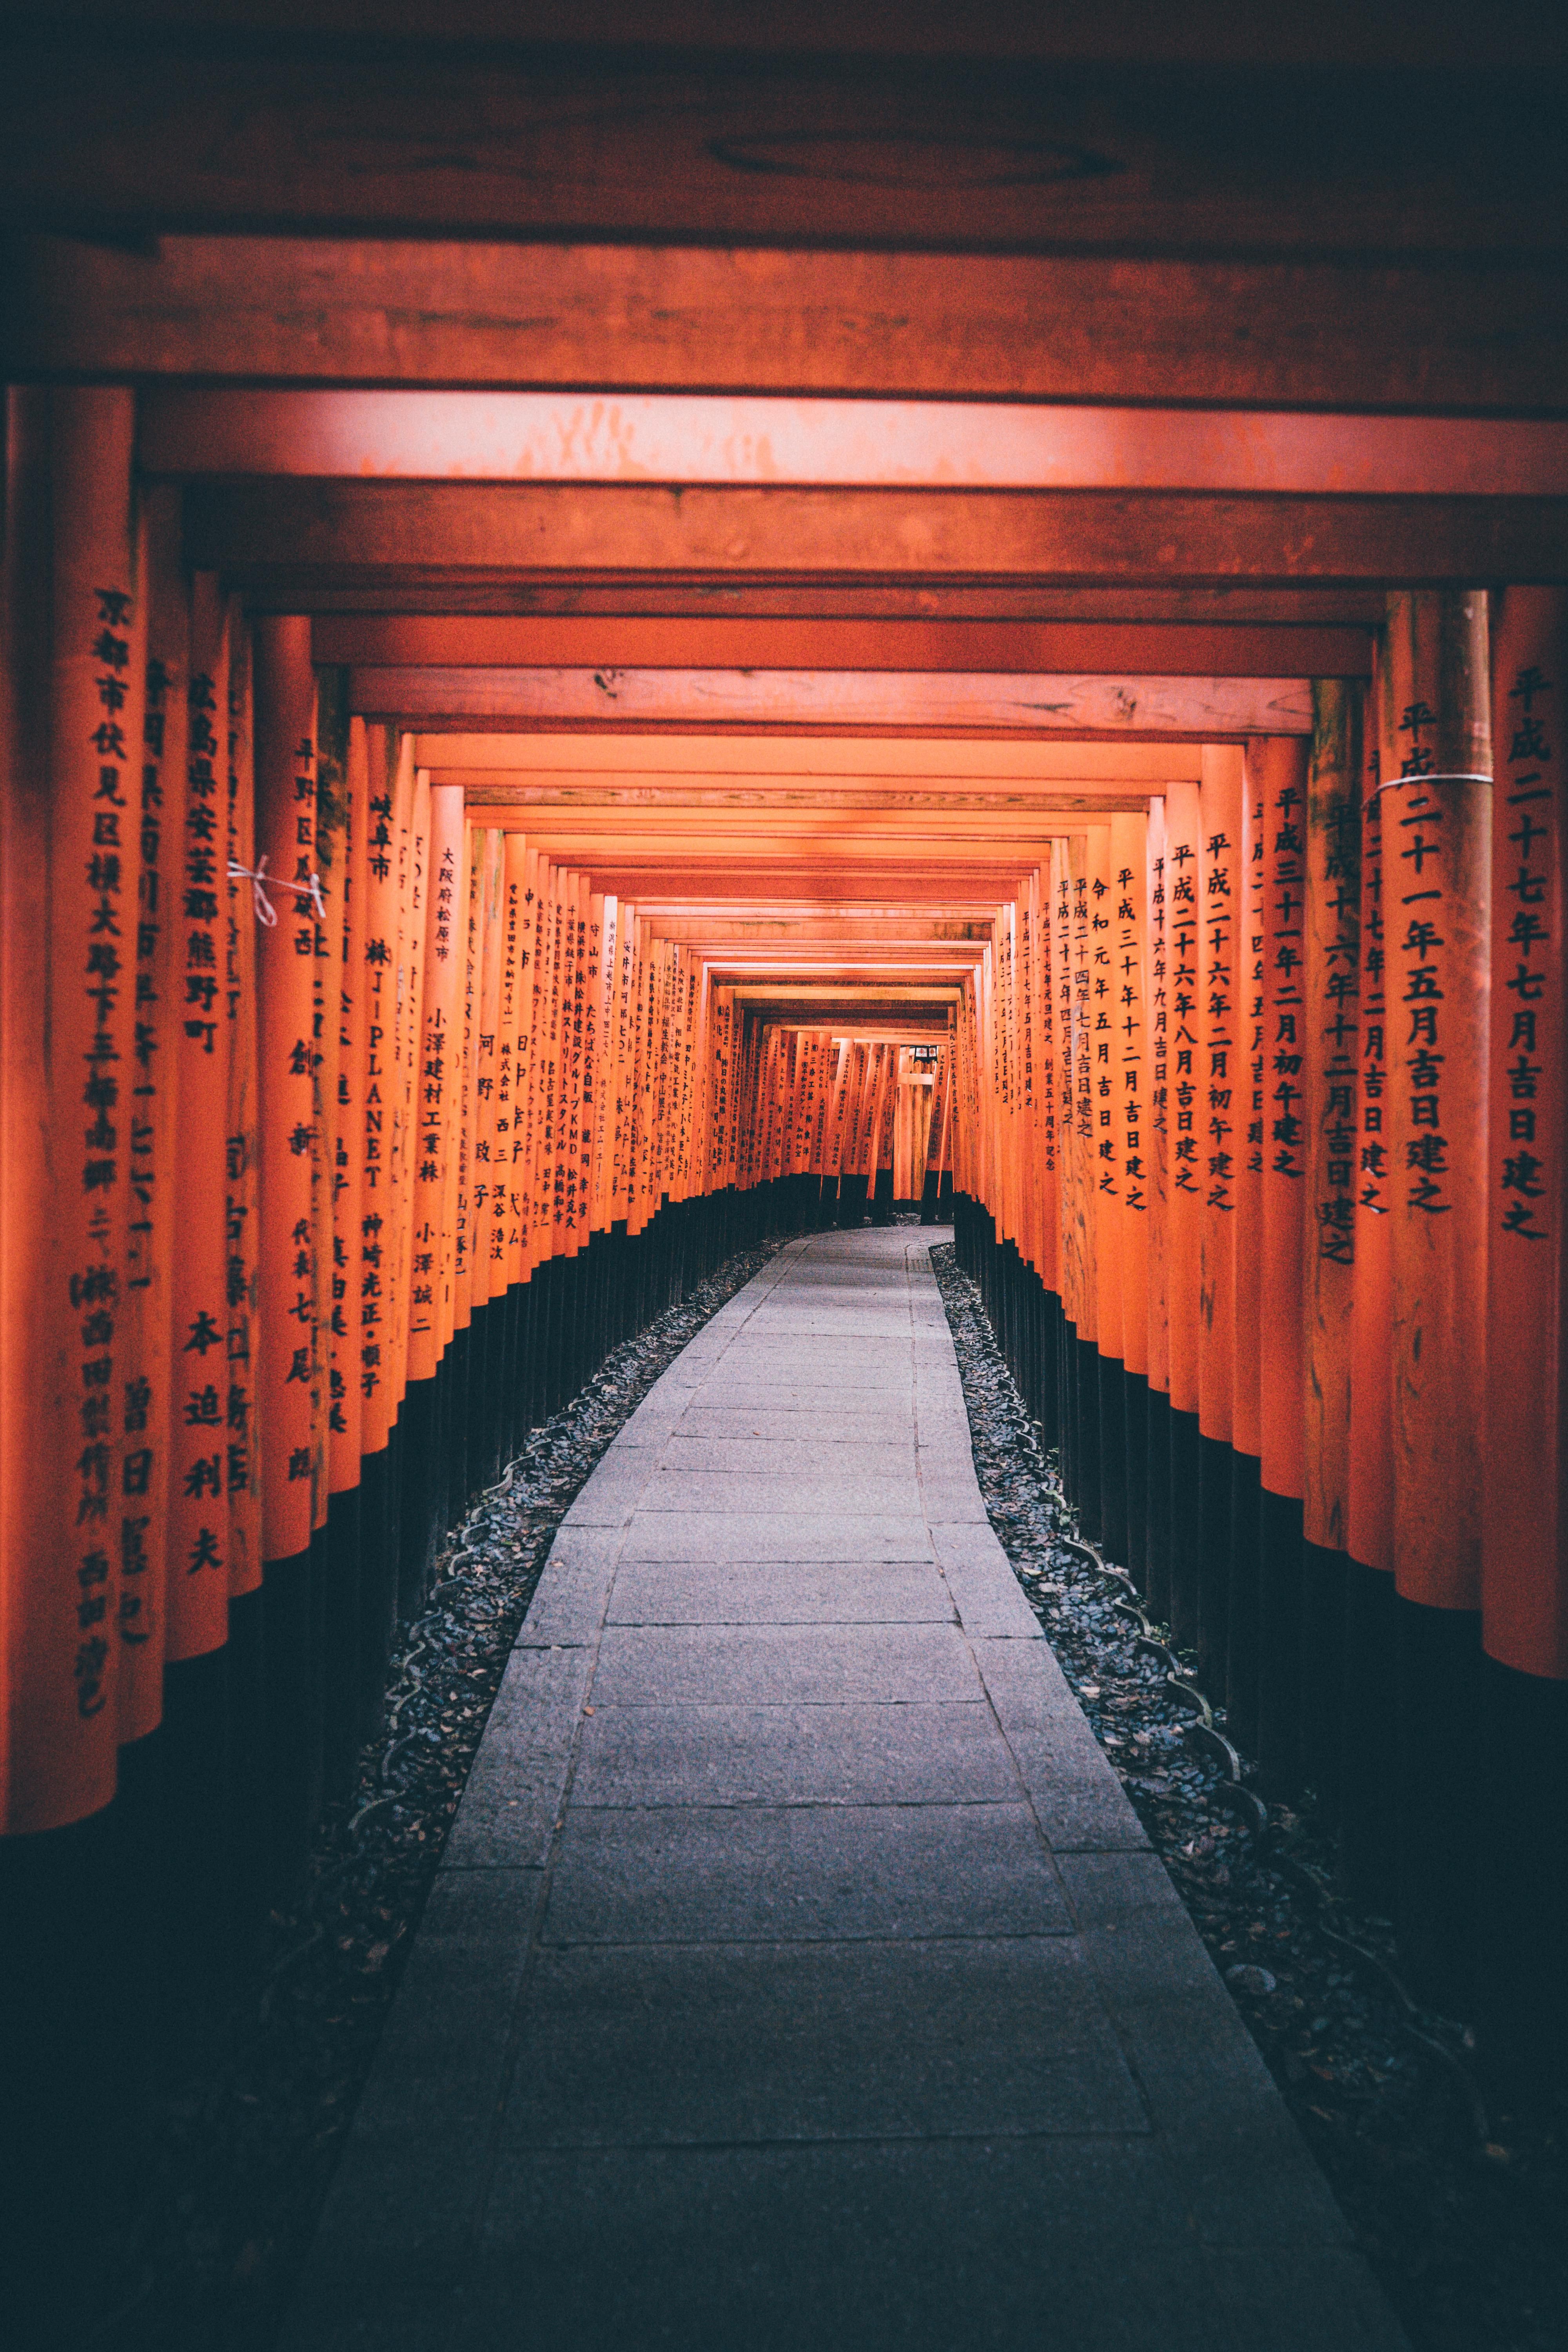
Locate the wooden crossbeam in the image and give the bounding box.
[187,481,1568,586]
[314,615,1370,678]
[456,788,1157,812]
[512,868,1039,900]
[425,733,1200,779]
[460,814,1146,851]
[300,586,1384,624]
[366,666,1312,734]
[10,225,1568,416]
[143,391,1568,498]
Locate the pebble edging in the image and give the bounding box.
[931,1242,1567,2352]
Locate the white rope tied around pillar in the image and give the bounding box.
[228,854,329,926]
[1371,772,1493,797]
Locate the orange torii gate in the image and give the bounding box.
[2,390,1565,2210]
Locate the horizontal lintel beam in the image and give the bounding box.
[376,667,1311,735]
[143,391,1568,500]
[187,481,1568,588]
[11,237,1568,415]
[421,733,1201,780]
[314,614,1369,679]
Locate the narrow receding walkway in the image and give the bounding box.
[282,1232,1405,2352]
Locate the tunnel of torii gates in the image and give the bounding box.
[2,381,1568,2167]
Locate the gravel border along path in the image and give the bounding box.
[929,1241,1566,2352]
[95,1233,792,2352]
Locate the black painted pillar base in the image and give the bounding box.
[1225,1452,1263,1752]
[356,1444,396,1728]
[1338,1557,1397,1910]
[1196,1430,1232,1694]
[1394,1594,1482,2017]
[446,1319,471,1510]
[1098,1353,1127,1563]
[609,1224,629,1355]
[1122,1370,1149,1588]
[1076,1336,1103,1543]
[1039,1288,1061,1457]
[1058,1314,1078,1514]
[1144,1386,1172,1628]
[321,1481,363,1801]
[396,1372,442,1616]
[0,1793,153,2344]
[1300,1539,1349,1819]
[260,1538,317,1905]
[837,1170,869,1227]
[156,1642,236,2051]
[1477,1653,1568,2100]
[227,1579,271,1939]
[1256,1487,1305,1797]
[1167,1406,1201,1653]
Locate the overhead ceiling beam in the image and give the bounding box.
[362,666,1312,735]
[520,868,1038,901]
[632,915,996,938]
[729,985,958,1002]
[463,837,1102,862]
[2,45,1565,267]
[739,1027,949,1045]
[318,615,1367,678]
[290,585,1386,624]
[456,791,1157,815]
[25,7,1568,71]
[13,238,1568,416]
[141,391,1568,498]
[416,734,1200,780]
[188,481,1568,587]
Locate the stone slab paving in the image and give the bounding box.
[281,1230,1408,2352]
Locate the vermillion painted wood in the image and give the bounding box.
[1385,594,1492,1614]
[1485,590,1567,1679]
[0,390,143,1828]
[167,575,232,1655]
[253,617,319,1566]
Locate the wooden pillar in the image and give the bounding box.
[1341,643,1398,1900]
[1254,735,1309,1792]
[328,718,368,1504]
[118,488,179,1744]
[224,606,262,1610]
[354,725,398,1710]
[1384,589,1492,2009]
[1089,830,1127,1557]
[2,385,143,1833]
[1197,748,1243,1689]
[252,614,321,1882]
[451,828,481,1341]
[477,833,507,1292]
[1301,681,1362,1811]
[1227,754,1267,1747]
[310,674,347,1549]
[1481,587,1568,2088]
[301,672,350,1796]
[0,385,153,2295]
[1163,781,1203,1647]
[356,729,397,1464]
[1052,853,1079,1508]
[165,572,236,1666]
[1028,865,1059,1432]
[1069,830,1104,1538]
[1142,801,1172,1626]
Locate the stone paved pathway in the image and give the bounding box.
[282,1230,1407,2352]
